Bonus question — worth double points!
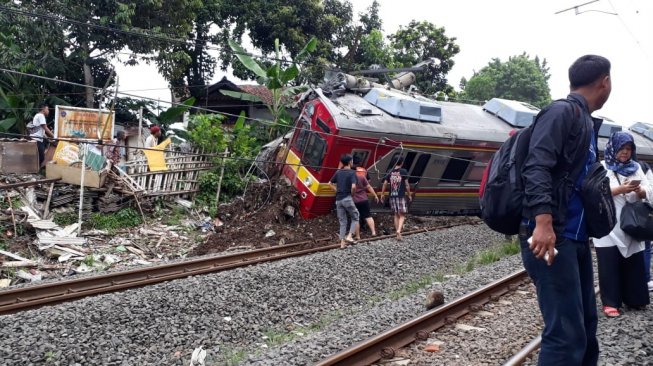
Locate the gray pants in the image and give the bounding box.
[336,196,360,240]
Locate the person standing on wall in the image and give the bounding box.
[521,55,612,365]
[380,156,412,241]
[27,103,54,168]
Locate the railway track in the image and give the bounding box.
[0,225,452,315]
[316,269,530,366]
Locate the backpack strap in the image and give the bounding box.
[558,99,591,184]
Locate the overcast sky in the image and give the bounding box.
[114,0,652,125]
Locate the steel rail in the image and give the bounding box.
[502,285,601,366]
[0,225,450,315]
[316,269,529,366]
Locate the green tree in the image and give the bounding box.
[222,37,317,139]
[9,0,201,107]
[359,0,382,34]
[389,20,460,94]
[465,53,552,107]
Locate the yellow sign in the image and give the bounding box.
[143,138,172,171]
[54,106,114,141]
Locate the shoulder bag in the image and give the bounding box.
[614,172,653,241]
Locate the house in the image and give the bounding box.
[195,77,298,124]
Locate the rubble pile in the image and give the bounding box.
[193,177,483,256]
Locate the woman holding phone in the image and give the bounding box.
[594,131,651,317]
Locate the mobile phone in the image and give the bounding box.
[627,179,641,186]
[527,237,558,261]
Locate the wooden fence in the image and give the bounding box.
[121,148,216,199]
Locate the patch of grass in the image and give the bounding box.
[476,249,501,265]
[86,208,142,233]
[389,274,440,300]
[222,348,247,366]
[81,255,96,267]
[263,329,295,347]
[165,206,188,226]
[0,241,7,251]
[455,259,475,274]
[499,239,520,256]
[53,211,78,227]
[44,351,56,363]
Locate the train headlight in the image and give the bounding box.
[304,176,313,186]
[306,103,315,118]
[300,192,308,199]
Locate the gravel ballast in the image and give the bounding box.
[1,223,651,365]
[0,224,503,365]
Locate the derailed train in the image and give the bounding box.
[280,70,652,219]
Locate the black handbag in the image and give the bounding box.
[581,162,616,238]
[614,172,653,241]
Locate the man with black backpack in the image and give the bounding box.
[520,55,612,365]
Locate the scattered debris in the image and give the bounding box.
[189,346,207,366]
[424,343,441,353]
[455,323,487,332]
[425,290,445,310]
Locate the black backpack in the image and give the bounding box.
[579,162,616,238]
[479,99,586,235]
[479,126,532,235]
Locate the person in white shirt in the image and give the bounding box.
[27,103,54,167]
[593,131,651,317]
[145,125,161,148]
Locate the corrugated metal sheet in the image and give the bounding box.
[0,140,39,174]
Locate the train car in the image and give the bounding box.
[281,72,653,219]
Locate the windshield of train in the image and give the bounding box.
[302,132,326,171]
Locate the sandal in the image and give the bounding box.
[603,306,620,317]
[345,238,356,245]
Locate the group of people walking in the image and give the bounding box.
[328,154,412,248]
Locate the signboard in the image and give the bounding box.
[54,106,115,141]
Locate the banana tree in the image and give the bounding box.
[221,37,317,140]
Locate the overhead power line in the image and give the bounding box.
[0,67,495,166]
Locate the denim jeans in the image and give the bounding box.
[520,235,599,366]
[335,196,359,240]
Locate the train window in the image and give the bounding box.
[316,118,331,134]
[409,154,430,184]
[402,152,417,172]
[302,132,327,171]
[386,153,400,172]
[292,119,311,151]
[441,156,473,184]
[351,150,370,166]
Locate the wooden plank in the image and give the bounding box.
[0,249,32,262]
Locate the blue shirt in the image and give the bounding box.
[562,132,597,241]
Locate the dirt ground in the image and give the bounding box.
[192,180,482,256]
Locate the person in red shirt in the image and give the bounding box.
[352,156,379,239]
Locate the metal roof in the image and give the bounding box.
[321,89,514,144]
[482,98,539,128]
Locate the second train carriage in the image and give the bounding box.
[280,71,653,219]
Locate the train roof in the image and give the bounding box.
[316,85,653,159]
[320,88,516,144]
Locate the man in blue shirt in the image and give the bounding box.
[521,55,612,366]
[329,154,360,248]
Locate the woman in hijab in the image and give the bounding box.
[594,131,651,317]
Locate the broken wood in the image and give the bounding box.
[1,260,37,268]
[0,249,32,262]
[0,178,60,190]
[6,195,17,237]
[215,148,229,211]
[42,182,55,219]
